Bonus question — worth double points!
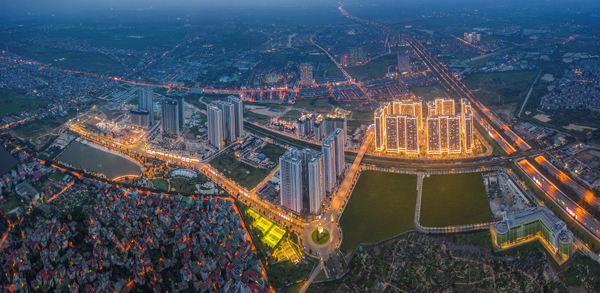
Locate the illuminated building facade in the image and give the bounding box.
[321,137,336,193]
[138,88,154,126]
[207,104,223,149]
[130,109,150,128]
[299,64,314,86]
[228,95,244,138]
[464,109,474,153]
[447,115,461,154]
[427,116,441,154]
[374,108,385,152]
[279,148,303,213]
[296,114,314,137]
[494,206,574,259]
[216,101,236,142]
[397,53,410,73]
[374,100,421,154]
[161,98,180,134]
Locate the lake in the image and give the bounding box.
[58,141,141,179]
[0,148,18,176]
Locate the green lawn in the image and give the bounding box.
[463,70,538,107]
[420,173,493,227]
[339,171,417,255]
[279,110,304,121]
[1,197,25,213]
[11,45,128,74]
[409,85,450,101]
[0,89,46,116]
[345,54,398,81]
[256,143,287,166]
[312,228,330,245]
[267,260,314,290]
[152,179,169,191]
[210,152,270,190]
[293,98,334,112]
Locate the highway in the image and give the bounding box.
[516,159,600,242]
[534,155,600,208]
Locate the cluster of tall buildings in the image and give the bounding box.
[463,32,481,43]
[397,53,410,74]
[374,98,474,155]
[299,64,314,87]
[340,47,366,66]
[375,100,422,154]
[279,129,345,214]
[296,113,347,144]
[130,88,154,128]
[207,96,244,149]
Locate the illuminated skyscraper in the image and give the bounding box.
[461,98,471,130]
[393,100,423,129]
[397,53,410,73]
[303,149,325,214]
[207,104,223,149]
[332,129,345,178]
[405,116,419,154]
[374,108,385,152]
[161,99,179,134]
[138,88,154,125]
[130,109,149,128]
[464,109,474,153]
[427,116,441,154]
[325,114,346,145]
[216,101,235,142]
[228,95,244,138]
[280,148,303,213]
[299,64,314,86]
[321,137,336,193]
[447,115,461,154]
[314,115,325,141]
[385,115,399,153]
[433,98,455,116]
[427,101,437,116]
[296,114,314,137]
[439,116,449,152]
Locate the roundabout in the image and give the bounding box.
[311,227,330,245]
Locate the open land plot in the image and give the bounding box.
[209,152,270,189]
[420,173,493,227]
[339,171,417,255]
[279,109,304,121]
[345,54,398,81]
[293,98,335,112]
[0,89,47,116]
[256,143,287,165]
[409,84,450,101]
[10,45,128,74]
[463,70,537,106]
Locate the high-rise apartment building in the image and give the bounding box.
[279,148,303,213]
[216,101,236,142]
[228,96,244,138]
[427,116,441,154]
[130,109,150,128]
[397,53,410,73]
[464,109,474,153]
[207,104,224,149]
[161,99,179,134]
[299,64,314,86]
[324,114,347,145]
[138,88,154,126]
[374,108,385,152]
[321,137,336,193]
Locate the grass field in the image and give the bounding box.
[256,143,287,166]
[293,98,335,112]
[210,152,270,189]
[345,54,398,81]
[152,179,169,191]
[420,173,493,227]
[463,70,538,107]
[339,171,417,255]
[279,110,304,121]
[409,85,450,101]
[11,45,128,74]
[0,89,46,116]
[15,109,78,140]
